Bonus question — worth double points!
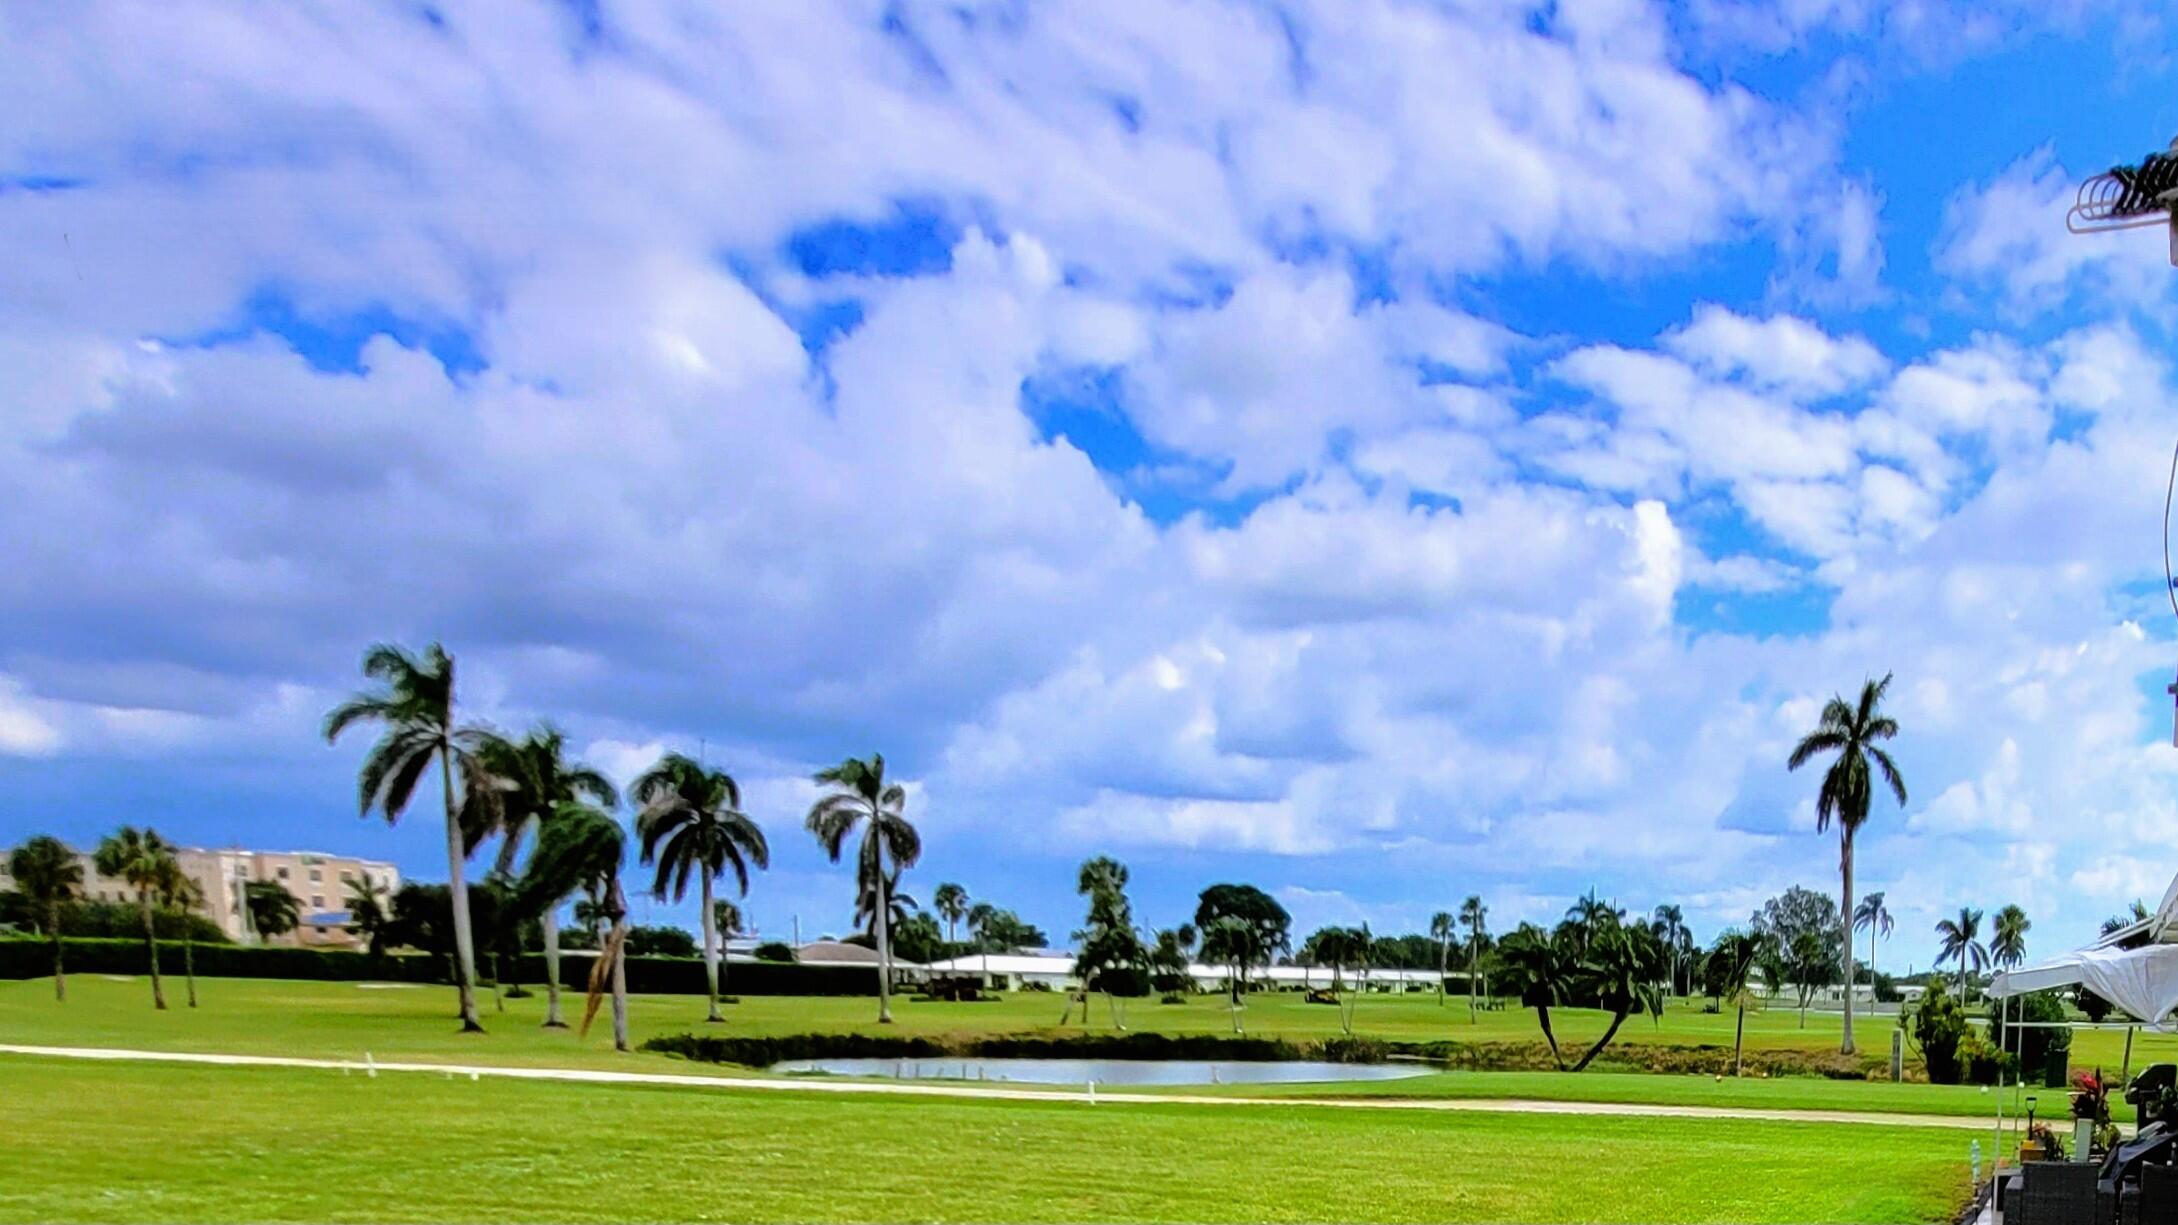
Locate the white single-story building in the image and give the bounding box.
[922,949,1461,994]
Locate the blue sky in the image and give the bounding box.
[7,2,2178,970]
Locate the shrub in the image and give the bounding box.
[1989,990,2071,1082]
[1319,1035,1389,1063]
[1906,989,1971,1084]
[753,941,796,963]
[624,925,697,958]
[0,894,229,943]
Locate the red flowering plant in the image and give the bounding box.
[2072,1071,2111,1122]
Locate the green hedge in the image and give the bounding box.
[645,1029,1324,1068]
[0,938,876,996]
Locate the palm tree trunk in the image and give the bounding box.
[871,830,894,1025]
[138,892,166,1010]
[610,917,630,1053]
[440,748,484,1033]
[1438,940,1448,1006]
[49,900,66,1002]
[1468,936,1478,1024]
[182,929,198,1008]
[701,873,723,1023]
[1839,832,1856,1055]
[1572,1008,1629,1071]
[541,903,566,1027]
[1734,1002,1747,1076]
[1537,1004,1563,1070]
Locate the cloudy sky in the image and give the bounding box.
[8,2,2178,969]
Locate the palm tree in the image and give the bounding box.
[1429,910,1455,1006]
[466,727,617,1027]
[346,873,393,959]
[1705,931,1766,1076]
[1572,919,1664,1071]
[9,836,82,1000]
[1853,891,1894,999]
[634,752,767,1025]
[244,881,301,938]
[1198,915,1261,1032]
[2103,900,2152,938]
[966,900,997,982]
[1652,904,1686,996]
[1992,904,2030,970]
[805,754,920,1024]
[92,827,176,1010]
[1460,895,1489,1021]
[1788,671,1907,1057]
[154,859,204,1008]
[514,802,632,1051]
[934,883,969,955]
[1496,924,1570,1069]
[1935,906,1988,995]
[323,642,502,1033]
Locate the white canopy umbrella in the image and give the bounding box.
[1989,943,2178,1031]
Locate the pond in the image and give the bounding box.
[767,1057,1431,1086]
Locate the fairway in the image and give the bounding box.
[0,1054,1975,1223]
[0,974,2139,1123]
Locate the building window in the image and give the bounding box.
[309,868,322,883]
[277,867,289,880]
[339,870,353,883]
[311,895,324,908]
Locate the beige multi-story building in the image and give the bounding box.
[0,843,399,950]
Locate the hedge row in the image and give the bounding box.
[647,1029,1327,1067]
[0,937,876,996]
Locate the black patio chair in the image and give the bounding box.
[2020,1161,2102,1225]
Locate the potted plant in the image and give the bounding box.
[2024,1121,2065,1163]
[2072,1071,2110,1162]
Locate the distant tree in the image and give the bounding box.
[1071,857,1147,1029]
[1192,884,1290,999]
[154,859,205,1008]
[9,836,82,1000]
[1784,929,1836,1025]
[1853,892,1894,993]
[1572,916,1665,1070]
[753,940,796,963]
[1198,916,1264,1032]
[1651,904,1689,996]
[465,726,617,1027]
[92,827,177,1010]
[624,925,698,958]
[1788,670,1907,1056]
[805,754,920,1024]
[345,873,393,959]
[1935,907,1988,995]
[1429,910,1455,1006]
[934,883,969,954]
[514,802,632,1051]
[1460,894,1489,1021]
[634,751,767,1024]
[2103,900,2151,938]
[244,881,301,938]
[1992,904,2030,970]
[323,642,501,1032]
[889,911,945,966]
[1496,923,1572,1069]
[1704,931,1767,1076]
[1148,927,1194,996]
[1749,886,1841,987]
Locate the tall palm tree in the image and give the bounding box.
[635,751,768,1024]
[93,827,176,1009]
[323,642,501,1033]
[1573,919,1665,1071]
[9,836,82,1000]
[1429,910,1455,1006]
[1705,931,1766,1076]
[1788,671,1907,1057]
[1852,891,1893,999]
[1460,894,1488,1022]
[154,859,204,1008]
[1652,904,1686,996]
[934,883,969,956]
[967,900,997,982]
[805,754,920,1024]
[466,726,617,1027]
[514,801,632,1051]
[1935,906,1988,995]
[1992,904,2030,970]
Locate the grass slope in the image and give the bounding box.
[0,1055,1974,1224]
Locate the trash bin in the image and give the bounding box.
[2045,1046,2071,1089]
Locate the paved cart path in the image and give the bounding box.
[0,1041,1994,1130]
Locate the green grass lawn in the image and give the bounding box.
[1,974,2154,1123]
[0,1054,1976,1223]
